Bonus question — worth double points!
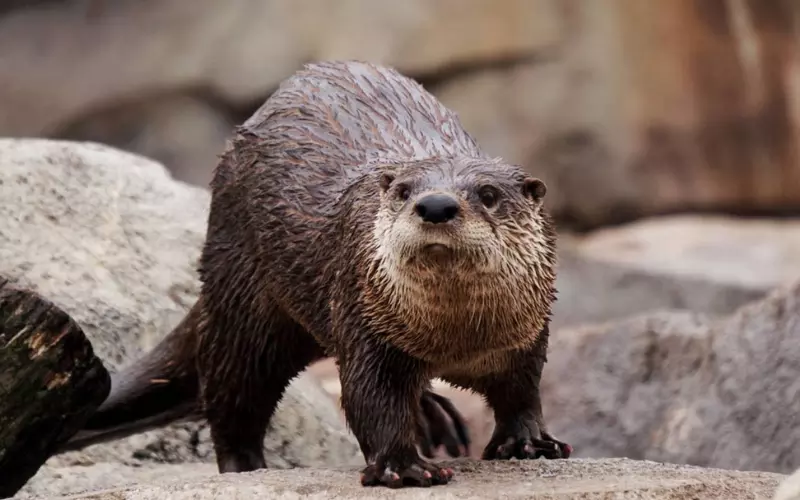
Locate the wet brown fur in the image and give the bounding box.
[65,61,569,487]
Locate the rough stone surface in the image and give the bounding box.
[0,138,361,479]
[542,281,800,474]
[13,463,217,499]
[13,458,785,500]
[0,138,208,367]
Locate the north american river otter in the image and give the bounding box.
[63,60,571,488]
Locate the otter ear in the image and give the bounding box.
[522,177,546,202]
[379,173,395,193]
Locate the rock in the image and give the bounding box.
[0,277,110,499]
[567,215,800,290]
[0,0,561,137]
[0,138,361,482]
[13,463,217,500]
[775,468,800,500]
[541,280,800,474]
[552,249,762,331]
[12,458,785,500]
[552,215,800,329]
[0,138,207,369]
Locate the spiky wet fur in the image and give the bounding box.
[68,60,567,485]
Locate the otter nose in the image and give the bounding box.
[414,193,460,224]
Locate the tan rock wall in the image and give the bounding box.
[3,1,798,227]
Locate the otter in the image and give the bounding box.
[62,60,571,488]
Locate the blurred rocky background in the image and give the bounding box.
[5,0,800,229]
[2,1,800,498]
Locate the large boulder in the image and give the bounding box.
[0,138,362,493]
[13,458,786,500]
[541,281,800,474]
[565,215,800,290]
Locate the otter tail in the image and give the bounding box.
[58,302,202,452]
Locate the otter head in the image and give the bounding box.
[369,157,555,359]
[373,157,549,279]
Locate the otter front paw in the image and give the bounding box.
[360,451,454,488]
[482,418,572,460]
[418,390,470,458]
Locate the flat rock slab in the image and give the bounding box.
[40,459,783,500]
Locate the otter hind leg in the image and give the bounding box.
[417,389,471,458]
[197,302,325,473]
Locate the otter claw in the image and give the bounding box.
[484,432,572,460]
[360,458,453,488]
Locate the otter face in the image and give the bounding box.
[372,158,548,277]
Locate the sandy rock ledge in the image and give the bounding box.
[39,458,783,500]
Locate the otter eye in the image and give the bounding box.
[397,184,411,201]
[478,186,499,209]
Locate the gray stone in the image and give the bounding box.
[566,215,800,290]
[542,281,800,474]
[552,249,764,331]
[551,215,800,330]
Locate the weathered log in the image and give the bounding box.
[0,276,110,499]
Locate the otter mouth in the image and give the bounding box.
[407,242,458,266]
[422,243,452,255]
[420,243,455,259]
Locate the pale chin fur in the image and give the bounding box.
[369,206,554,358]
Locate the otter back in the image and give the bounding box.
[236,60,486,203]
